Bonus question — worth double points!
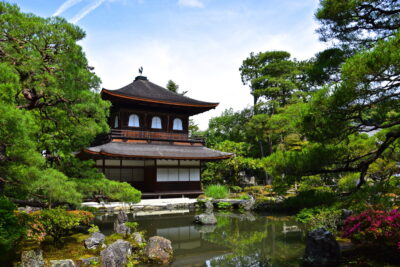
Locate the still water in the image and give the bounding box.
[95,211,306,267]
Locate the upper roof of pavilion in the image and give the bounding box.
[101,76,218,115]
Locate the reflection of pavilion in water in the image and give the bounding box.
[157,225,200,250]
[137,213,231,266]
[95,212,305,266]
[95,212,230,266]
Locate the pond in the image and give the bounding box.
[95,211,306,267]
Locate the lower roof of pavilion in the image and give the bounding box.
[82,141,233,160]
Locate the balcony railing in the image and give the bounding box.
[110,129,205,144]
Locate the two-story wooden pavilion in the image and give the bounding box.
[80,75,232,198]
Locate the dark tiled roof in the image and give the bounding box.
[84,141,233,160]
[102,76,218,108]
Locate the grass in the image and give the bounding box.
[205,184,229,199]
[40,233,98,261]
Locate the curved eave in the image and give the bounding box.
[82,148,233,160]
[102,89,219,109]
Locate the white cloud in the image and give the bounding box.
[70,0,107,23]
[77,1,326,129]
[53,0,109,24]
[178,0,204,8]
[53,0,84,16]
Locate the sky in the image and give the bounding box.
[5,0,326,129]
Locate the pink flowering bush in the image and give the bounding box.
[342,209,400,249]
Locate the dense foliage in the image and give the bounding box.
[204,184,229,199]
[203,2,400,254]
[204,0,400,198]
[27,208,94,242]
[0,2,141,206]
[296,207,342,235]
[342,209,400,249]
[0,197,25,251]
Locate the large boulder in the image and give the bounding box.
[100,239,132,267]
[49,260,75,267]
[113,211,131,235]
[304,228,340,267]
[114,223,131,235]
[145,236,173,264]
[84,232,106,249]
[132,232,145,245]
[194,213,217,225]
[116,211,128,224]
[20,249,45,267]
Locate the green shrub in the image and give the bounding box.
[74,178,141,203]
[238,194,250,200]
[29,208,94,242]
[217,202,232,209]
[125,222,139,232]
[230,185,242,193]
[88,224,100,234]
[243,185,275,197]
[78,205,99,213]
[298,176,325,191]
[0,197,26,253]
[243,186,264,195]
[282,189,336,212]
[296,207,342,235]
[205,185,229,199]
[338,173,359,192]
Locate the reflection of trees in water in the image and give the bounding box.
[203,213,305,267]
[209,253,271,267]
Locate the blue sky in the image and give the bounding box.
[5,0,326,129]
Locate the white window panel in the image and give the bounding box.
[190,168,200,181]
[128,114,140,127]
[104,160,120,166]
[173,118,183,130]
[114,115,119,128]
[157,160,179,166]
[179,169,190,181]
[157,168,169,182]
[168,168,179,181]
[95,160,103,166]
[180,160,200,166]
[151,116,162,129]
[122,160,144,166]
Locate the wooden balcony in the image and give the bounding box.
[110,129,205,144]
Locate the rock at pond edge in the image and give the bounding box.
[304,228,340,267]
[20,249,45,267]
[100,239,132,267]
[194,213,217,225]
[49,259,76,267]
[145,236,173,264]
[84,232,106,249]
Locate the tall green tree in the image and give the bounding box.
[240,51,300,114]
[166,80,179,93]
[316,0,400,48]
[267,0,400,189]
[166,79,187,95]
[0,3,140,205]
